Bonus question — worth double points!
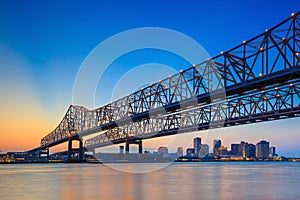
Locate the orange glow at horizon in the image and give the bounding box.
[0,90,51,152]
[0,96,70,152]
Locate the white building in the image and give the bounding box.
[199,144,209,158]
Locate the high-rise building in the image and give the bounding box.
[256,140,269,160]
[213,139,221,158]
[231,144,239,155]
[269,146,277,157]
[231,141,256,158]
[177,147,183,157]
[247,144,256,158]
[199,144,209,158]
[240,141,248,158]
[193,137,202,155]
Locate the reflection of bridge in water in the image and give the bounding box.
[29,12,300,162]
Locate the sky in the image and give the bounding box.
[0,0,300,156]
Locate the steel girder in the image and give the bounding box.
[85,81,300,149]
[40,12,300,148]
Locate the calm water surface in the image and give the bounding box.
[0,162,299,200]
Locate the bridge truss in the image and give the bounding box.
[40,12,300,150]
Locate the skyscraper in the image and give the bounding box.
[213,139,221,158]
[256,140,269,160]
[231,143,239,155]
[193,137,201,155]
[247,144,256,158]
[199,144,209,158]
[240,141,248,158]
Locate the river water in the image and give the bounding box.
[0,162,299,200]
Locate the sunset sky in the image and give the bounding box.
[0,0,300,156]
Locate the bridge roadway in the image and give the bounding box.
[27,12,300,160]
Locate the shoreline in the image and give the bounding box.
[1,159,300,164]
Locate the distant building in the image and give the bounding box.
[199,144,209,158]
[213,139,221,158]
[119,146,124,154]
[239,141,248,158]
[218,146,228,156]
[269,146,277,157]
[186,148,195,157]
[231,144,239,155]
[0,153,5,162]
[158,146,168,155]
[247,144,256,158]
[5,152,29,162]
[256,140,270,160]
[230,141,256,158]
[144,150,150,154]
[177,147,183,157]
[193,137,202,155]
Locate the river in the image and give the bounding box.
[0,162,299,200]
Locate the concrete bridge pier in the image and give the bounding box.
[125,140,143,154]
[67,138,84,162]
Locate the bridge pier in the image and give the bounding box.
[67,138,84,162]
[125,140,142,154]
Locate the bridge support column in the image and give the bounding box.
[67,138,84,162]
[125,140,143,154]
[79,139,84,161]
[67,139,72,162]
[125,142,130,154]
[138,140,142,154]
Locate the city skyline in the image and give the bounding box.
[99,136,281,158]
[0,1,300,157]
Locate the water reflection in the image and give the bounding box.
[0,162,300,200]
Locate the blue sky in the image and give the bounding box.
[0,0,300,156]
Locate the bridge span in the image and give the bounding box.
[28,12,300,162]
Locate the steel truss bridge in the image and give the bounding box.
[29,12,300,161]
